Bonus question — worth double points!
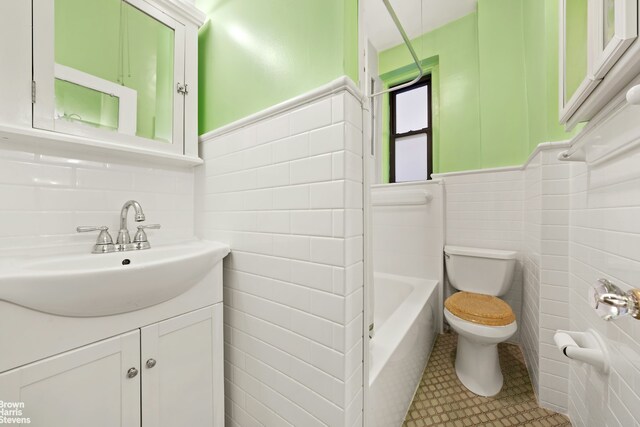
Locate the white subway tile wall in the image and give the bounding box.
[522,152,542,396]
[437,148,572,413]
[520,148,571,413]
[568,142,640,427]
[438,168,525,342]
[196,90,365,427]
[536,149,570,412]
[371,181,444,282]
[0,149,194,256]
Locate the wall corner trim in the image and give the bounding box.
[523,140,572,167]
[199,76,364,144]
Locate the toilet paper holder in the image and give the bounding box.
[553,329,610,374]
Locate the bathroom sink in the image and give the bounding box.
[0,240,229,317]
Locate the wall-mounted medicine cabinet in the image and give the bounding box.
[560,0,639,128]
[0,0,205,165]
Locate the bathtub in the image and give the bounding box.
[369,273,440,427]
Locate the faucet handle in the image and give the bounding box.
[77,226,113,244]
[133,224,161,244]
[137,224,161,230]
[76,226,115,253]
[77,225,108,233]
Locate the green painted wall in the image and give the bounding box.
[477,0,529,168]
[523,0,548,154]
[379,13,481,179]
[379,0,580,177]
[523,0,579,153]
[196,0,359,134]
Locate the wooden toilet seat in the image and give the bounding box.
[445,291,515,326]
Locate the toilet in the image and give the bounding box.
[443,245,518,397]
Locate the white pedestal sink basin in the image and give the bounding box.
[0,240,229,317]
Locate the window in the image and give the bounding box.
[389,75,432,182]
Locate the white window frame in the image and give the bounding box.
[54,63,138,135]
[590,0,638,78]
[33,0,186,155]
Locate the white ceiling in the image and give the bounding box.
[364,0,478,51]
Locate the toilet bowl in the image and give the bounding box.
[444,305,516,396]
[444,246,518,397]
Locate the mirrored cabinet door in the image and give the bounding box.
[559,0,639,125]
[559,0,601,123]
[590,0,637,78]
[33,0,186,154]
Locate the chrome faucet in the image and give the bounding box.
[77,200,161,253]
[117,200,146,246]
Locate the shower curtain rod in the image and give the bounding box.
[369,0,424,99]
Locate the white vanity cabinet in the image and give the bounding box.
[0,305,224,427]
[0,331,141,427]
[141,305,224,427]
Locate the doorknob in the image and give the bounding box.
[590,278,640,320]
[126,367,139,378]
[146,358,157,369]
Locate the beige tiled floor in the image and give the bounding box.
[403,333,571,427]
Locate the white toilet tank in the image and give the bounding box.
[445,246,517,296]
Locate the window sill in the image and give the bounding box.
[0,125,203,168]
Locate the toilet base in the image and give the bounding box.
[454,334,503,397]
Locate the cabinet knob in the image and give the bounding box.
[146,358,157,369]
[126,367,139,378]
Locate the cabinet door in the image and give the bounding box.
[590,0,637,78]
[559,0,601,123]
[32,0,186,154]
[0,331,140,427]
[141,305,224,427]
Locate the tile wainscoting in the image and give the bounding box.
[0,148,195,256]
[568,141,640,427]
[434,142,573,414]
[196,79,365,426]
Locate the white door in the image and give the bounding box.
[141,304,224,427]
[0,331,140,427]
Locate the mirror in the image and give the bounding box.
[604,0,616,46]
[591,0,637,79]
[53,0,175,143]
[562,0,589,106]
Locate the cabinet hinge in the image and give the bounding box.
[31,81,36,104]
[177,83,188,96]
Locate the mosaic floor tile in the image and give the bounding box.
[403,333,571,427]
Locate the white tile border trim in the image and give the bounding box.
[431,165,522,179]
[370,179,443,190]
[199,76,364,143]
[431,140,572,179]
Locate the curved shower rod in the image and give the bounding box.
[369,0,424,99]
